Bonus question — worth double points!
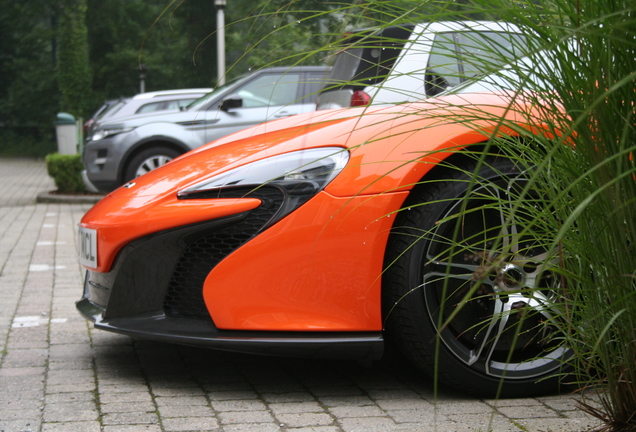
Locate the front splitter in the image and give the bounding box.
[76,298,384,360]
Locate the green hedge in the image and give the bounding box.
[45,153,86,193]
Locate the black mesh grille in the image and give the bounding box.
[163,187,285,319]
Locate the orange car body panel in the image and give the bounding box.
[81,196,262,272]
[203,190,409,331]
[80,91,544,332]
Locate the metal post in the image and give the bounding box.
[139,64,147,93]
[215,0,227,86]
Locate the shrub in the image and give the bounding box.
[45,153,86,193]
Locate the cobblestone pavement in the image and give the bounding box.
[0,158,601,432]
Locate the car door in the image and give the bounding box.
[203,72,305,143]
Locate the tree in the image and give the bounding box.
[57,0,92,118]
[0,0,58,155]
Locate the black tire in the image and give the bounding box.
[383,156,571,398]
[124,147,181,183]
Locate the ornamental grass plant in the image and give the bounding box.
[504,1,636,429]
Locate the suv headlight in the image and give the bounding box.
[90,126,134,141]
[178,147,350,225]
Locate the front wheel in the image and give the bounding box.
[124,146,181,184]
[383,156,571,398]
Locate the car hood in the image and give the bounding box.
[107,91,538,204]
[96,108,197,129]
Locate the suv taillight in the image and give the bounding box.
[350,90,371,107]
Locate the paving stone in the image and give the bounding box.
[386,408,439,423]
[41,421,101,432]
[262,392,318,404]
[0,418,42,432]
[374,398,432,411]
[162,416,220,431]
[46,368,94,384]
[337,416,397,431]
[44,392,94,404]
[100,401,156,414]
[0,407,43,421]
[42,404,97,423]
[269,402,326,415]
[211,399,268,412]
[220,423,282,432]
[155,395,210,407]
[432,400,499,415]
[308,387,365,397]
[98,384,153,394]
[519,416,602,432]
[98,391,154,404]
[495,404,562,419]
[318,395,375,407]
[102,425,162,432]
[1,349,48,368]
[366,388,425,401]
[443,413,523,432]
[101,411,159,425]
[218,410,275,424]
[158,404,215,417]
[151,386,206,397]
[328,405,387,418]
[45,382,96,394]
[276,412,334,428]
[208,390,260,401]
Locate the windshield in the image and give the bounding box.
[323,25,415,91]
[185,76,243,110]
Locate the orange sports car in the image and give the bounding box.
[77,71,570,397]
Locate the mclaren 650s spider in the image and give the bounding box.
[77,71,571,397]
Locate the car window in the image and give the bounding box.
[425,31,527,97]
[96,100,127,120]
[425,33,460,96]
[322,25,415,91]
[189,78,242,110]
[136,98,198,114]
[136,101,165,114]
[457,31,526,79]
[299,72,331,104]
[237,73,301,108]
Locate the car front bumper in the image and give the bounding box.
[76,187,385,359]
[77,269,383,360]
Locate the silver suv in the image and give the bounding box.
[83,66,330,192]
[84,89,212,133]
[316,21,525,109]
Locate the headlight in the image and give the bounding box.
[178,147,349,225]
[90,126,134,141]
[179,147,349,195]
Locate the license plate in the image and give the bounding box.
[78,226,98,268]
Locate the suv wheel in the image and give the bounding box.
[124,147,181,183]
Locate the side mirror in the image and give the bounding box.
[220,95,243,112]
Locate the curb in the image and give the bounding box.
[36,190,105,204]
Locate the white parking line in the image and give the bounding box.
[29,264,66,272]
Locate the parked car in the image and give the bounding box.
[77,52,571,398]
[84,89,212,133]
[316,21,525,109]
[82,67,330,192]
